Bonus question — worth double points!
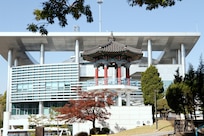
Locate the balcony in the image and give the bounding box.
[85,78,141,93]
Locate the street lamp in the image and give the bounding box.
[155,90,158,130]
[97,0,103,32]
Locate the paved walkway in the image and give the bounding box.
[131,131,175,136]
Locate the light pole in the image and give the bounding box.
[155,90,158,130]
[97,0,103,32]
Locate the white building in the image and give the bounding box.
[0,32,200,136]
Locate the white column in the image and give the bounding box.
[6,50,12,112]
[181,44,186,77]
[112,67,116,84]
[172,58,176,64]
[75,40,79,64]
[23,123,29,130]
[177,49,181,64]
[3,112,10,136]
[147,40,152,67]
[118,92,122,106]
[75,40,80,81]
[14,58,18,66]
[126,92,130,106]
[39,101,44,115]
[40,43,45,64]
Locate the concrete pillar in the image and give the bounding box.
[75,40,80,81]
[118,92,122,106]
[181,44,186,77]
[8,49,13,67]
[172,58,176,64]
[23,123,29,130]
[112,67,116,84]
[39,101,44,115]
[126,92,131,106]
[3,112,10,136]
[14,58,18,66]
[147,40,152,67]
[6,50,12,112]
[75,40,79,64]
[177,49,181,64]
[40,43,44,64]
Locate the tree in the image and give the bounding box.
[166,68,195,119]
[28,114,48,127]
[157,98,170,119]
[196,56,204,119]
[166,83,189,116]
[56,90,116,131]
[174,68,183,84]
[141,65,164,123]
[184,64,198,119]
[27,0,182,35]
[141,65,164,105]
[0,92,6,128]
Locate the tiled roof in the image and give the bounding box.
[82,40,143,61]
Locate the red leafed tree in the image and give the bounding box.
[56,90,116,129]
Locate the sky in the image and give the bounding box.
[0,0,204,94]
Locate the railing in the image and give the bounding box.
[85,78,141,87]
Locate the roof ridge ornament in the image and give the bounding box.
[108,32,115,42]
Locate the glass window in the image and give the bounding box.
[52,82,58,91]
[58,82,64,91]
[12,109,16,115]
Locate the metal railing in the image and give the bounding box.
[85,78,141,87]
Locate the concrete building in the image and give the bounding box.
[0,32,200,136]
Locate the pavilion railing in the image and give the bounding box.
[85,78,141,88]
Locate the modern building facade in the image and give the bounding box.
[0,32,200,136]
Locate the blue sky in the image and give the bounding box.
[0,0,204,93]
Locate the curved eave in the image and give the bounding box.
[82,40,143,62]
[82,51,143,62]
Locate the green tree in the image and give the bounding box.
[184,64,198,119]
[141,65,163,122]
[0,92,6,128]
[166,68,195,119]
[174,68,183,84]
[166,82,191,118]
[196,56,204,119]
[27,0,182,35]
[157,98,170,119]
[141,65,164,105]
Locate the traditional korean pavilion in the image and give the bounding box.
[82,36,143,106]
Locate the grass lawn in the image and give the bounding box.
[109,120,174,136]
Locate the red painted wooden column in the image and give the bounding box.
[95,67,98,85]
[117,66,121,84]
[104,65,108,85]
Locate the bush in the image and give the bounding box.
[75,132,88,136]
[100,127,110,134]
[90,128,100,135]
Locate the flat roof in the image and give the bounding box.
[0,32,200,65]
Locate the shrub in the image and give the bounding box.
[90,128,100,135]
[75,132,88,136]
[100,127,110,134]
